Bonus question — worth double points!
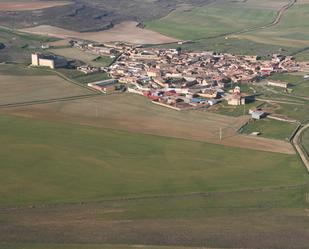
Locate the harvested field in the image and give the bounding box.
[0,1,71,11]
[19,21,179,44]
[1,93,295,154]
[0,74,93,105]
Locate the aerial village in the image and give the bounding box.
[32,40,309,116]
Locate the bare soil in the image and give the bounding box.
[19,21,179,44]
[0,1,72,11]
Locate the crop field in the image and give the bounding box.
[239,1,309,48]
[56,68,110,84]
[19,22,179,45]
[145,0,286,40]
[2,93,296,154]
[0,1,71,11]
[242,118,298,140]
[0,113,308,248]
[0,65,94,106]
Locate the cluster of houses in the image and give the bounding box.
[70,40,128,58]
[106,47,307,109]
[32,41,309,112]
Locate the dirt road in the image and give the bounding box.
[293,123,309,172]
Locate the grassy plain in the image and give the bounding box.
[268,73,309,97]
[240,2,309,47]
[0,113,308,248]
[0,66,94,106]
[0,113,305,206]
[242,118,298,140]
[56,68,110,84]
[146,1,279,40]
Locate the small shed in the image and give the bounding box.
[251,111,266,120]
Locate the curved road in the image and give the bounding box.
[293,123,309,172]
[153,0,297,46]
[195,0,297,41]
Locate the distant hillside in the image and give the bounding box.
[0,0,213,32]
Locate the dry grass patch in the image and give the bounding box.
[19,21,179,44]
[0,1,72,11]
[0,75,93,105]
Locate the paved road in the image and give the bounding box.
[293,123,309,172]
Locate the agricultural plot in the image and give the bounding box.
[20,22,179,45]
[56,68,110,84]
[0,1,71,11]
[268,73,309,97]
[145,0,285,40]
[242,118,298,140]
[0,73,93,106]
[2,93,295,154]
[239,1,309,47]
[0,113,308,248]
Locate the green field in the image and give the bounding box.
[56,68,110,84]
[0,64,54,76]
[0,114,306,206]
[268,73,309,97]
[242,118,298,140]
[0,114,308,248]
[146,2,278,40]
[240,2,309,48]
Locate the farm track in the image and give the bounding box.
[153,0,297,46]
[196,0,296,40]
[293,123,309,172]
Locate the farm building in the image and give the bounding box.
[87,79,118,93]
[267,80,290,89]
[251,111,267,120]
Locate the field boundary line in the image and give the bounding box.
[0,93,100,108]
[1,183,307,210]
